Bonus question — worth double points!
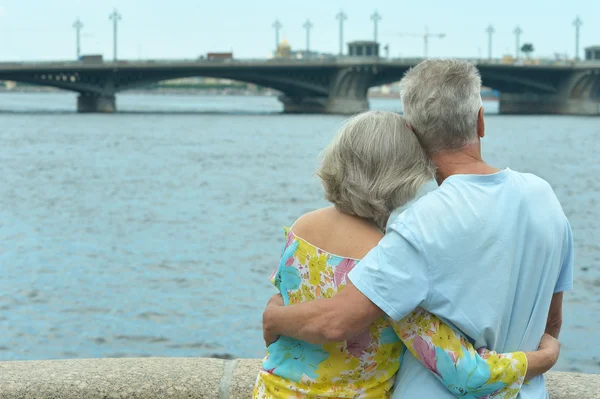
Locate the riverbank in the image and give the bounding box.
[0,87,500,101]
[0,85,276,96]
[0,357,597,398]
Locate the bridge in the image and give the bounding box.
[1,58,599,115]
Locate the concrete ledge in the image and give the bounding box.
[0,357,597,398]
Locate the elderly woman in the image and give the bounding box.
[253,111,559,399]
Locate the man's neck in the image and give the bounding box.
[430,144,500,185]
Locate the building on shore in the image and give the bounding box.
[271,38,336,60]
[585,46,600,61]
[0,80,16,90]
[348,41,380,58]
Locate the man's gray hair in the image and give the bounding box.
[317,111,434,231]
[400,59,483,153]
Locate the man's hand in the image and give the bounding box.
[262,294,283,347]
[260,281,384,345]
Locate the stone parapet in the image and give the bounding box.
[0,357,597,398]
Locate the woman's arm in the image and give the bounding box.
[393,308,559,399]
[522,334,560,379]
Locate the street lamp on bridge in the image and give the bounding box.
[336,10,347,56]
[73,18,83,60]
[303,19,313,54]
[370,10,381,43]
[109,9,122,62]
[573,16,583,61]
[272,19,283,54]
[485,25,495,60]
[514,26,522,60]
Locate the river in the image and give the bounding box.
[0,92,598,373]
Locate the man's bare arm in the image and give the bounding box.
[262,281,384,345]
[545,292,563,338]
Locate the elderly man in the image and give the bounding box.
[262,59,573,398]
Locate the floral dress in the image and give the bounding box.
[253,228,527,399]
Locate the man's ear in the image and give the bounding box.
[477,107,485,138]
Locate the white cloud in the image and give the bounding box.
[0,7,5,17]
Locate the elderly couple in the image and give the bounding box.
[253,59,573,399]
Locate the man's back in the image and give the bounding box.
[349,169,573,398]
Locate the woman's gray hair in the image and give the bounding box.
[400,59,483,153]
[317,111,434,231]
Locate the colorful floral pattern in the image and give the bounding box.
[393,309,527,399]
[254,228,527,398]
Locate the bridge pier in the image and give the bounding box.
[326,97,370,114]
[77,94,116,113]
[279,65,373,115]
[499,93,600,116]
[279,95,369,115]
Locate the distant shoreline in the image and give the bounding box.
[0,88,395,100]
[0,86,275,96]
[0,87,500,102]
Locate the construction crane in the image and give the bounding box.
[387,27,446,58]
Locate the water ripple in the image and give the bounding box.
[0,93,597,373]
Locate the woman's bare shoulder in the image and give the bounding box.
[291,207,383,259]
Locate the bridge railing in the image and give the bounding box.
[0,57,592,69]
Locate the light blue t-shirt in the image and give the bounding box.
[349,169,574,399]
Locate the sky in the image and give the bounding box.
[1,0,599,61]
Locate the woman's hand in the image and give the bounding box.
[538,333,561,365]
[262,294,284,347]
[524,333,561,380]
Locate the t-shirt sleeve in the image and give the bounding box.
[554,220,574,293]
[348,222,430,321]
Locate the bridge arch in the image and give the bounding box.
[569,70,600,101]
[3,71,332,98]
[1,65,342,112]
[112,71,331,98]
[479,72,557,94]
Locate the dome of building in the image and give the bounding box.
[276,37,292,58]
[279,38,291,49]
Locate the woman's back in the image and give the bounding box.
[291,207,382,260]
[254,207,403,398]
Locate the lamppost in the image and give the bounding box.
[109,9,122,62]
[485,25,495,60]
[514,26,522,60]
[73,18,83,59]
[303,19,313,54]
[336,10,347,56]
[272,19,282,54]
[371,10,381,42]
[573,16,583,61]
